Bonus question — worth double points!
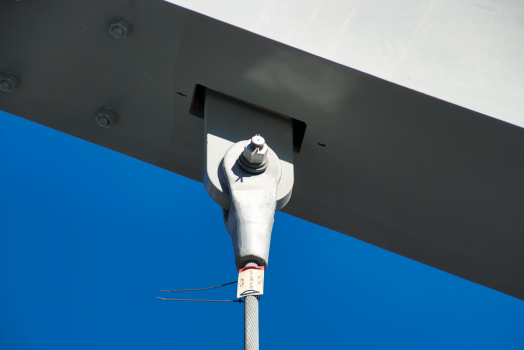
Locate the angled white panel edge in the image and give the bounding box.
[166,0,524,129]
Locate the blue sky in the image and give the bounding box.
[1,110,523,349]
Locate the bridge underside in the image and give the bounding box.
[0,0,523,300]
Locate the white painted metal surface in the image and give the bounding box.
[167,0,524,128]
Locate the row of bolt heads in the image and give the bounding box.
[0,17,132,128]
[0,15,267,153]
[0,68,117,128]
[0,16,131,92]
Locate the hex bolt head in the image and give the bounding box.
[0,71,20,92]
[110,17,132,39]
[0,81,11,91]
[112,27,124,38]
[95,107,118,128]
[239,134,269,174]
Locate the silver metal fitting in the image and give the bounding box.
[0,71,20,92]
[239,135,269,174]
[110,17,132,39]
[223,140,282,269]
[95,107,118,128]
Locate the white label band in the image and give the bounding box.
[237,266,264,298]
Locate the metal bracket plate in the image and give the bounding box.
[204,89,293,211]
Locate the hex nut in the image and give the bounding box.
[95,107,118,128]
[242,135,268,165]
[110,17,132,39]
[0,71,20,93]
[239,135,269,174]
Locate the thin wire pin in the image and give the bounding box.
[160,281,237,293]
[156,296,242,303]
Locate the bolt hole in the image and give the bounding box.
[318,143,326,147]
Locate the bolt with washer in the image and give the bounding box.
[239,134,269,174]
[110,17,132,39]
[0,71,20,93]
[95,107,118,128]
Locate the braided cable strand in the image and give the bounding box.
[244,262,259,350]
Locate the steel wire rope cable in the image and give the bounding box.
[244,262,259,350]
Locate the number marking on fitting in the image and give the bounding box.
[237,266,265,298]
